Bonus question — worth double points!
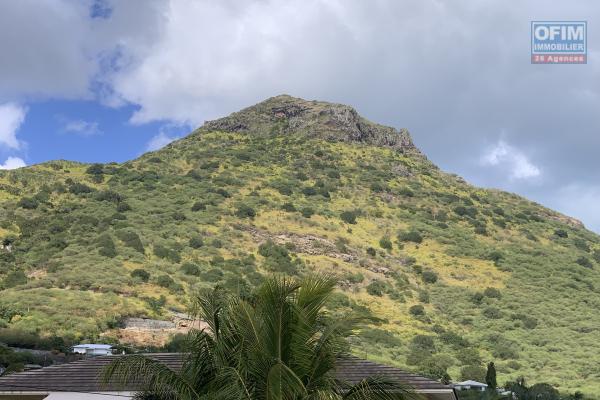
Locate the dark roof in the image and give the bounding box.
[0,354,451,394]
[0,353,183,393]
[335,357,450,391]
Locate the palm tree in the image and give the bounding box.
[102,275,414,399]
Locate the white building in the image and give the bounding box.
[71,344,113,356]
[453,380,488,391]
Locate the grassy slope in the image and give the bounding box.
[1,98,600,394]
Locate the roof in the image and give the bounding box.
[335,357,450,391]
[72,344,113,349]
[0,354,452,394]
[455,380,488,387]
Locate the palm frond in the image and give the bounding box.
[101,354,198,400]
[340,376,419,400]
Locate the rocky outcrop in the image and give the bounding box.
[202,95,420,154]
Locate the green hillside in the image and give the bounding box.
[1,95,599,393]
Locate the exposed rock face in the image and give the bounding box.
[202,95,419,154]
[123,317,176,330]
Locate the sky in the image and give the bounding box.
[0,0,599,232]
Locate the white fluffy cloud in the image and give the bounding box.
[0,156,26,170]
[0,103,27,149]
[481,140,541,180]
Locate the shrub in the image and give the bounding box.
[506,361,522,370]
[454,206,478,218]
[153,244,181,263]
[116,230,145,254]
[483,287,502,299]
[17,197,39,209]
[181,263,200,276]
[366,247,377,257]
[398,230,423,244]
[97,234,117,258]
[189,236,204,249]
[345,273,364,284]
[200,268,224,282]
[156,274,176,289]
[409,304,425,316]
[487,251,503,263]
[191,201,207,211]
[130,269,150,282]
[492,343,519,360]
[96,190,124,203]
[295,172,308,181]
[69,183,94,194]
[2,270,27,289]
[144,295,167,313]
[366,280,386,296]
[86,163,104,175]
[471,292,484,305]
[301,186,317,196]
[554,229,568,238]
[397,187,414,197]
[379,237,393,251]
[576,257,593,269]
[299,207,314,218]
[573,238,590,252]
[116,202,132,212]
[270,179,295,196]
[258,240,299,274]
[361,328,402,347]
[215,188,231,198]
[340,210,359,224]
[172,212,186,221]
[281,202,296,212]
[421,271,438,284]
[593,250,600,264]
[370,182,386,193]
[482,307,502,319]
[235,204,256,219]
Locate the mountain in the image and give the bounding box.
[1,95,599,393]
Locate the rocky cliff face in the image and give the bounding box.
[203,95,419,154]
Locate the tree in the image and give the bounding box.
[485,362,497,390]
[103,275,411,399]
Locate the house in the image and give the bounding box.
[70,344,112,357]
[0,354,458,400]
[453,380,488,391]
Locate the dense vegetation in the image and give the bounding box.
[0,96,599,394]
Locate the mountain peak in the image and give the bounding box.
[201,95,419,154]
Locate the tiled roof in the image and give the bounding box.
[335,356,450,390]
[0,353,183,393]
[0,353,451,394]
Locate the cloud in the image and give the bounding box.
[481,140,541,180]
[0,156,26,170]
[61,119,102,136]
[0,0,164,102]
[0,103,27,149]
[145,132,178,152]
